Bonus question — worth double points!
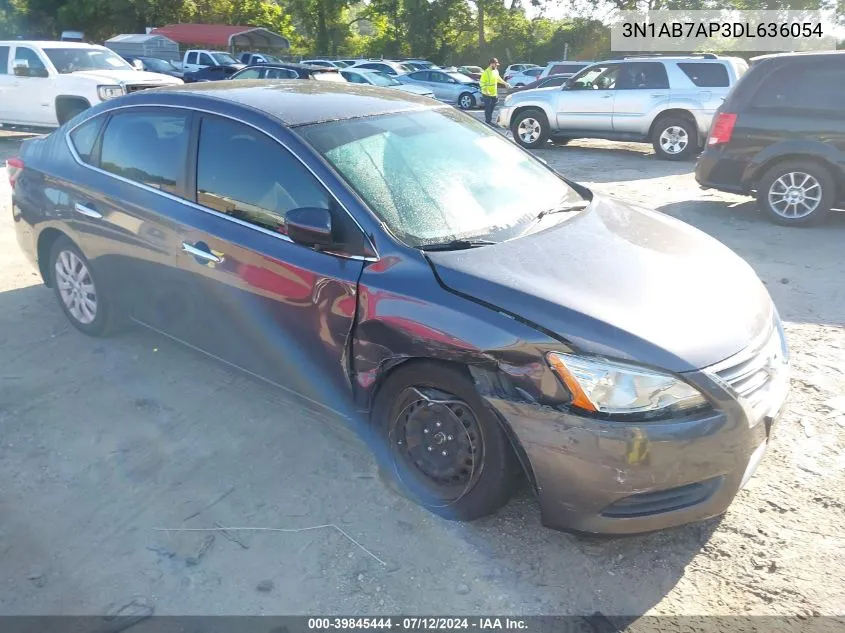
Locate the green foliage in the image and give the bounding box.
[3,0,842,64]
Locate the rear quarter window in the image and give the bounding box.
[677,62,730,87]
[0,46,9,74]
[69,116,105,163]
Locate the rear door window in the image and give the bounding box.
[99,110,191,194]
[69,116,105,163]
[677,62,730,87]
[0,46,9,74]
[751,61,845,112]
[616,62,669,90]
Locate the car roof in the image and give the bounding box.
[0,40,106,49]
[750,50,845,62]
[123,80,437,126]
[245,62,337,71]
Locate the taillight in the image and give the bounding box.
[6,157,24,187]
[708,113,737,147]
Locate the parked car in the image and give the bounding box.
[301,59,345,68]
[499,54,748,160]
[340,68,434,97]
[508,66,543,87]
[182,49,240,73]
[398,69,482,109]
[538,60,593,79]
[230,62,345,82]
[9,81,789,535]
[239,52,284,65]
[457,65,483,80]
[350,60,414,76]
[403,58,437,69]
[503,63,540,81]
[696,51,845,226]
[513,74,570,92]
[183,63,245,83]
[122,56,183,79]
[0,40,182,127]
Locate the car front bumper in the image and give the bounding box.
[482,329,790,535]
[497,105,514,128]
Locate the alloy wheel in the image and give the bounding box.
[459,94,473,109]
[55,250,97,324]
[517,117,542,145]
[658,125,689,155]
[767,172,822,219]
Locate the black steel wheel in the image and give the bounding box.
[373,361,521,521]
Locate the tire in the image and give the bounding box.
[56,101,89,126]
[510,109,550,149]
[651,116,697,161]
[756,160,835,227]
[49,236,120,336]
[372,361,521,521]
[457,92,474,110]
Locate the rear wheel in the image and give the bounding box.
[511,109,549,149]
[458,92,475,110]
[756,160,835,226]
[651,116,697,161]
[373,362,521,521]
[49,237,119,336]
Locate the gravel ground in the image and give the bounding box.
[0,127,843,618]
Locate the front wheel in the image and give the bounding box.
[756,160,835,226]
[652,117,697,161]
[373,362,521,521]
[510,109,550,149]
[458,92,475,110]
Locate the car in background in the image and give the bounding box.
[457,65,482,80]
[10,81,789,536]
[508,66,543,87]
[351,60,414,76]
[183,63,245,83]
[538,60,593,79]
[301,59,346,68]
[340,68,434,97]
[122,56,183,78]
[398,68,482,109]
[499,54,748,160]
[513,74,570,92]
[182,49,240,73]
[695,51,845,226]
[402,59,437,70]
[239,52,284,65]
[230,62,346,82]
[503,63,539,81]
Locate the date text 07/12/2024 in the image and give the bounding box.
[308,617,530,631]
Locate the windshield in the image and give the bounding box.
[447,72,472,83]
[368,71,401,87]
[298,109,581,247]
[44,48,133,73]
[211,52,238,65]
[141,58,177,72]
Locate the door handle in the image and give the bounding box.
[182,241,221,263]
[74,202,102,219]
[651,93,665,98]
[601,94,613,98]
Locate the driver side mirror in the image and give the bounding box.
[286,207,334,248]
[131,59,144,71]
[14,63,48,78]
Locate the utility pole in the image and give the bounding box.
[563,42,569,60]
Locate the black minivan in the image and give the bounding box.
[695,51,845,226]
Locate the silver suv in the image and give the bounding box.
[498,54,748,160]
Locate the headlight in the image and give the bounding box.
[547,352,708,417]
[97,85,125,101]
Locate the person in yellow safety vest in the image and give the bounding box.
[479,57,510,125]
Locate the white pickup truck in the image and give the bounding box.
[0,41,182,129]
[181,49,241,73]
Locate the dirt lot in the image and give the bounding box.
[1,127,843,618]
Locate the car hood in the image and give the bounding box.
[70,69,183,84]
[425,196,773,372]
[394,83,433,96]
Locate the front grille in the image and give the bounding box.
[601,477,723,518]
[708,323,789,422]
[125,84,164,94]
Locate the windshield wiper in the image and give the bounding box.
[419,239,496,251]
[534,199,590,222]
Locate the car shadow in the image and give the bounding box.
[0,281,720,617]
[659,199,845,327]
